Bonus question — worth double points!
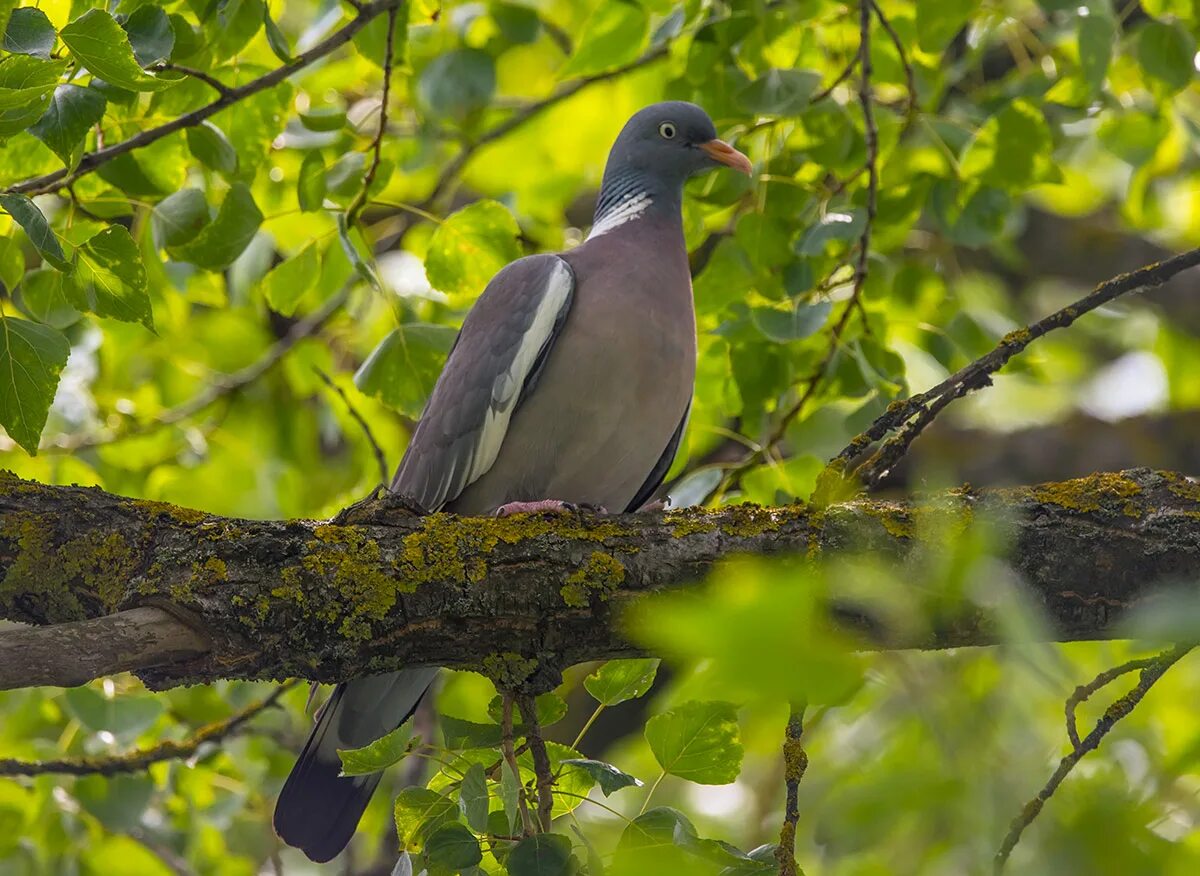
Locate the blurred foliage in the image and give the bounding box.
[2,0,1200,873]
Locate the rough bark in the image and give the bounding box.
[1,468,1198,692]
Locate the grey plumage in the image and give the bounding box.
[274,101,751,863]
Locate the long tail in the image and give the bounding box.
[273,668,438,863]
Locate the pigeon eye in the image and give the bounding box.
[659,122,677,140]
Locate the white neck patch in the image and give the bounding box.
[586,191,653,240]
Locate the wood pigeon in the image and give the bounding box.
[273,101,751,863]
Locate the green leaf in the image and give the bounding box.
[486,692,567,727]
[186,121,239,175]
[211,0,265,61]
[167,183,263,270]
[423,822,483,871]
[617,806,695,852]
[0,54,68,111]
[15,268,80,330]
[0,314,69,455]
[336,215,381,290]
[29,84,106,168]
[1078,13,1115,93]
[738,69,821,115]
[297,151,327,211]
[418,48,496,119]
[796,211,865,256]
[0,235,24,292]
[959,99,1059,190]
[0,194,71,272]
[338,724,415,776]
[644,700,743,784]
[299,106,346,132]
[439,714,507,749]
[458,762,489,832]
[123,5,174,67]
[751,300,832,343]
[916,0,980,51]
[500,757,521,834]
[3,7,55,59]
[71,225,154,329]
[394,787,460,853]
[354,324,458,418]
[507,833,575,876]
[1137,20,1196,93]
[261,242,319,316]
[325,151,366,196]
[425,199,522,303]
[559,759,644,796]
[263,7,293,62]
[583,659,660,706]
[62,686,164,738]
[60,10,174,92]
[559,0,647,78]
[152,188,210,249]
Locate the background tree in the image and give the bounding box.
[2,1,1200,874]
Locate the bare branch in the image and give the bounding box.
[0,681,296,776]
[150,62,233,97]
[346,4,400,227]
[994,645,1194,872]
[839,246,1200,484]
[517,693,555,833]
[313,366,390,487]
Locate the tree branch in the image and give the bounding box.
[837,246,1200,483]
[993,645,1193,872]
[2,0,406,198]
[0,681,295,776]
[1,468,1197,691]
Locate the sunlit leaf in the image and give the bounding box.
[584,659,660,706]
[394,787,460,853]
[29,84,106,168]
[71,225,154,329]
[0,314,69,454]
[425,199,521,303]
[337,724,415,776]
[486,692,567,727]
[0,194,71,272]
[458,762,489,832]
[3,7,55,59]
[297,151,327,211]
[644,701,743,784]
[559,0,647,78]
[262,241,319,316]
[355,324,457,417]
[0,54,66,110]
[60,10,176,92]
[560,759,644,796]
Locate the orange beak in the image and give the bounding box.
[699,138,753,176]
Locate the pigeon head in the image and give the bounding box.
[591,101,750,238]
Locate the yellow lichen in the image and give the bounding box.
[560,551,626,607]
[129,498,207,525]
[191,556,227,588]
[481,652,539,688]
[1028,472,1144,518]
[1000,328,1032,346]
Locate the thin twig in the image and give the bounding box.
[1064,655,1161,750]
[3,0,405,197]
[0,682,296,777]
[870,0,917,132]
[701,4,879,503]
[346,4,399,226]
[844,247,1200,487]
[312,367,389,485]
[810,54,859,104]
[775,703,808,876]
[150,62,232,97]
[517,693,555,832]
[994,645,1193,872]
[501,694,535,837]
[35,287,350,453]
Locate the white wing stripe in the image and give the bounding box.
[465,259,573,485]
